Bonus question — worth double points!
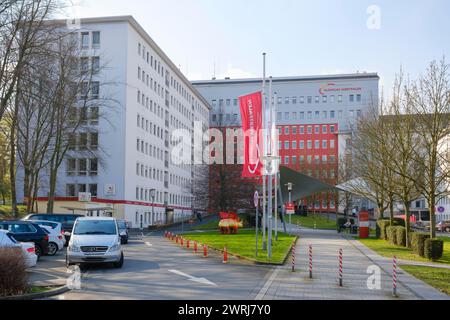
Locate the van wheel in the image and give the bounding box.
[113,253,124,269]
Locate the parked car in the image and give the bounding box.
[39,225,65,256]
[0,221,49,259]
[67,217,124,268]
[28,220,65,245]
[23,214,84,243]
[117,220,129,244]
[437,221,450,233]
[0,229,38,268]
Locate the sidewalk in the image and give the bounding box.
[254,227,449,300]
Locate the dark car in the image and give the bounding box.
[117,220,129,244]
[23,213,84,243]
[0,220,49,259]
[437,221,450,233]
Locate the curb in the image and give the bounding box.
[0,285,70,301]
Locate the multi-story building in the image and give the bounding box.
[16,16,210,228]
[192,73,379,212]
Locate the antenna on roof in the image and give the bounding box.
[212,58,216,80]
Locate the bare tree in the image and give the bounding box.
[406,58,450,239]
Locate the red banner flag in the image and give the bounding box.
[239,91,263,178]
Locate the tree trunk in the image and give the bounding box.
[46,166,58,214]
[404,201,411,248]
[9,93,19,218]
[429,199,436,239]
[389,198,394,225]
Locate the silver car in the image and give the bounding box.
[66,217,124,268]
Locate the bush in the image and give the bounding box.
[395,226,407,247]
[411,233,431,257]
[386,226,396,245]
[0,248,29,297]
[393,218,406,227]
[424,239,444,261]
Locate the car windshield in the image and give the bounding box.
[73,220,117,235]
[117,221,126,229]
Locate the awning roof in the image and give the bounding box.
[61,206,114,212]
[279,166,339,202]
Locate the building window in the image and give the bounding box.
[350,95,355,102]
[79,133,88,150]
[78,159,87,176]
[292,141,297,149]
[299,112,304,120]
[330,96,335,103]
[92,57,100,72]
[357,94,362,102]
[284,141,290,150]
[315,141,320,149]
[330,111,335,119]
[338,95,343,103]
[292,126,297,135]
[322,140,327,149]
[292,97,297,104]
[285,97,290,105]
[89,184,98,197]
[315,126,320,134]
[307,96,312,104]
[92,31,100,48]
[300,96,305,104]
[81,32,89,49]
[307,126,312,134]
[284,156,289,165]
[330,140,335,149]
[89,132,98,150]
[89,159,98,176]
[67,184,76,197]
[67,159,76,176]
[300,141,304,149]
[322,96,327,103]
[284,127,290,135]
[315,96,319,103]
[307,141,312,149]
[300,126,304,134]
[322,125,327,134]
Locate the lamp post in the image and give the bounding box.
[286,183,294,233]
[149,189,156,227]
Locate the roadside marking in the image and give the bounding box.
[168,269,217,286]
[255,266,282,300]
[145,242,153,247]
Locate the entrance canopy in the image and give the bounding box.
[279,166,339,202]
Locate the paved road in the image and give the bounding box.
[46,233,270,300]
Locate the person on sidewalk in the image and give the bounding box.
[338,219,353,233]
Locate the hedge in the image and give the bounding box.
[424,239,444,261]
[411,232,431,257]
[386,226,397,245]
[376,218,406,240]
[0,248,29,297]
[395,226,407,247]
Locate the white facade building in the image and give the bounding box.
[17,16,210,228]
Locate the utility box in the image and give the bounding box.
[359,211,370,239]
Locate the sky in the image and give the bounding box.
[68,0,450,97]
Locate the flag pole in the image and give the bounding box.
[273,88,278,241]
[267,75,273,259]
[262,52,267,252]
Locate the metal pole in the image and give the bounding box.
[255,205,259,257]
[267,76,273,260]
[274,90,278,241]
[289,189,292,233]
[262,53,267,251]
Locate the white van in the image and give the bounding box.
[66,217,124,268]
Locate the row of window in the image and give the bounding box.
[279,125,336,135]
[80,31,101,50]
[80,56,100,73]
[136,114,166,140]
[136,138,167,162]
[67,184,98,197]
[283,155,337,165]
[136,162,166,182]
[290,167,337,180]
[280,140,336,150]
[278,94,362,105]
[68,132,98,151]
[66,158,98,177]
[69,107,99,125]
[137,90,166,121]
[277,109,362,122]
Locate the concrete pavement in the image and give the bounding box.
[255,227,449,300]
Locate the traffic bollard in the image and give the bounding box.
[309,245,313,279]
[393,256,398,297]
[194,241,198,253]
[292,243,296,272]
[176,235,179,244]
[187,240,190,249]
[203,244,208,258]
[223,247,228,264]
[180,237,184,247]
[339,249,343,287]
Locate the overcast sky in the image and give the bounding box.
[69,0,450,97]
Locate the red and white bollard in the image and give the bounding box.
[176,235,179,244]
[309,245,313,279]
[339,249,343,287]
[203,244,208,258]
[194,241,198,253]
[393,256,398,297]
[187,240,190,249]
[223,247,228,264]
[180,237,184,247]
[291,243,296,272]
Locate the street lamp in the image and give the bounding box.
[286,183,294,233]
[149,189,156,227]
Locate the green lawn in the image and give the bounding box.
[289,214,337,230]
[29,286,53,294]
[358,237,450,265]
[400,265,450,296]
[192,219,221,231]
[182,229,296,264]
